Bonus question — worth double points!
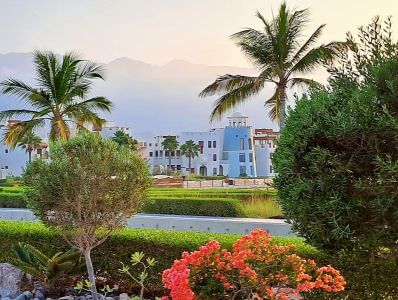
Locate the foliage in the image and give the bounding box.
[161,136,179,170]
[273,24,398,254]
[0,51,112,146]
[119,252,157,300]
[329,16,398,83]
[22,134,151,299]
[0,220,320,291]
[112,130,139,151]
[17,131,43,163]
[179,140,200,173]
[141,197,246,217]
[162,229,345,300]
[12,242,83,291]
[199,2,342,128]
[0,192,26,208]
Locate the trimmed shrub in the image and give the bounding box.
[0,192,26,208]
[0,220,316,291]
[141,197,246,217]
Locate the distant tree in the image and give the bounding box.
[23,134,151,300]
[0,51,112,147]
[199,2,343,129]
[180,140,200,174]
[161,136,179,171]
[112,130,139,151]
[17,131,42,163]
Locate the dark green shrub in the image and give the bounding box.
[0,220,317,291]
[141,197,245,217]
[0,192,26,208]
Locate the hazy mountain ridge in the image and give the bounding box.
[0,52,276,138]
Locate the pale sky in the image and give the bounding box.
[1,0,397,67]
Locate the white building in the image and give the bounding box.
[145,113,279,177]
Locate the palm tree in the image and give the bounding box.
[180,140,200,174]
[0,51,112,147]
[161,136,179,171]
[17,131,42,163]
[112,130,139,151]
[199,2,343,129]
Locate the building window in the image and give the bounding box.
[249,153,253,162]
[270,153,274,159]
[159,150,163,157]
[208,141,212,148]
[239,153,245,162]
[198,141,204,154]
[250,166,254,175]
[155,150,159,157]
[149,152,153,157]
[176,150,181,156]
[165,150,169,157]
[213,154,217,161]
[5,166,8,170]
[213,141,216,148]
[270,165,273,173]
[5,149,8,153]
[177,165,181,171]
[248,138,252,150]
[171,151,175,157]
[149,143,152,147]
[240,166,246,175]
[240,138,244,150]
[213,168,217,175]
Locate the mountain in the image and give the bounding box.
[0,52,278,138]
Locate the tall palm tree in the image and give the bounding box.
[199,2,343,129]
[0,51,112,147]
[161,136,179,171]
[112,130,139,151]
[180,140,200,174]
[17,131,42,163]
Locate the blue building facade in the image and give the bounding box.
[222,113,257,177]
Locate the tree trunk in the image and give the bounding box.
[188,156,192,174]
[168,152,172,172]
[28,150,32,163]
[83,249,98,300]
[279,86,287,130]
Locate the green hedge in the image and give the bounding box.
[0,192,26,208]
[141,197,246,217]
[0,220,317,291]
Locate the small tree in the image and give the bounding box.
[180,140,200,174]
[23,134,151,299]
[161,136,179,172]
[17,131,42,163]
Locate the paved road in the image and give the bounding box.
[0,208,294,237]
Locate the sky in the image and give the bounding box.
[1,0,397,67]
[0,0,397,135]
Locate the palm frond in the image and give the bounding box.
[265,88,282,122]
[199,75,260,98]
[0,109,39,122]
[289,77,324,90]
[209,80,265,122]
[3,119,46,148]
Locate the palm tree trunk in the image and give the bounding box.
[188,156,192,174]
[279,86,287,130]
[168,151,172,172]
[83,249,98,300]
[28,150,32,163]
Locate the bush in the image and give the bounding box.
[141,197,245,217]
[0,220,317,291]
[163,229,345,300]
[0,192,26,208]
[273,58,398,253]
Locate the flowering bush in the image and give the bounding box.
[162,229,345,299]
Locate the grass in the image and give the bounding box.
[240,198,283,218]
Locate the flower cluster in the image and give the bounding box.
[162,229,345,299]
